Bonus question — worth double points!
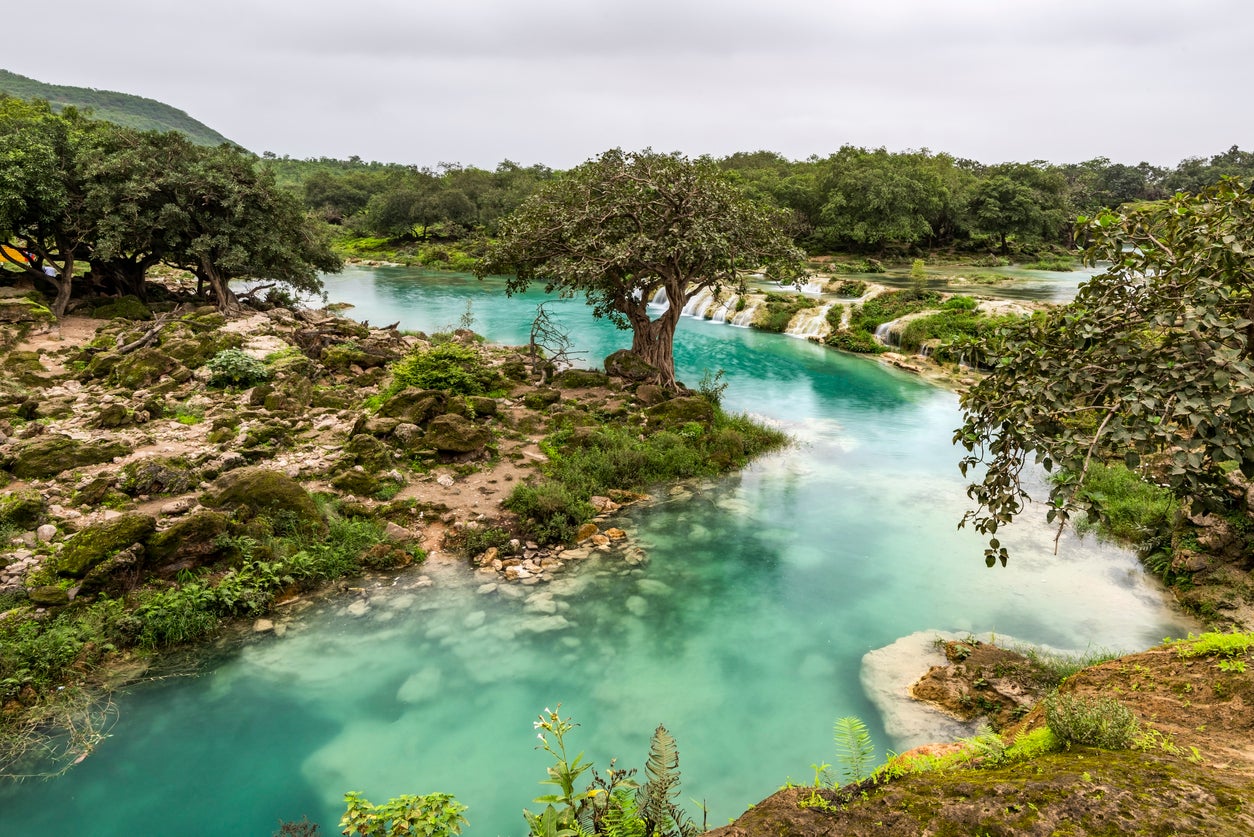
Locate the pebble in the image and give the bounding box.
[35,524,57,543]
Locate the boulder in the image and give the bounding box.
[111,347,182,390]
[342,433,393,470]
[94,403,134,429]
[645,396,715,427]
[201,467,322,527]
[0,488,46,529]
[552,368,610,389]
[378,388,447,424]
[522,388,562,410]
[6,434,131,479]
[604,349,661,383]
[423,414,490,453]
[635,384,670,406]
[78,543,145,596]
[146,510,230,567]
[56,513,157,578]
[27,585,69,607]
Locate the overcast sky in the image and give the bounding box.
[8,1,1252,170]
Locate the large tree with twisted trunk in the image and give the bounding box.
[479,148,806,387]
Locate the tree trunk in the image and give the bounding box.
[625,278,686,388]
[94,259,150,300]
[198,259,240,315]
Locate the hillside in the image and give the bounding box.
[0,69,232,146]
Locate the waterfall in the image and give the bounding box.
[798,280,825,295]
[649,287,669,309]
[681,287,719,318]
[708,294,739,323]
[784,303,834,340]
[730,298,762,327]
[874,319,901,347]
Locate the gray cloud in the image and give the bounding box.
[8,0,1253,168]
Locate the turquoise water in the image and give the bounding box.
[0,267,1194,835]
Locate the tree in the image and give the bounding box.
[479,149,806,387]
[0,96,89,317]
[956,179,1254,565]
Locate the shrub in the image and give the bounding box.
[752,293,817,333]
[1044,693,1139,750]
[825,330,884,354]
[505,481,595,545]
[207,349,269,388]
[1072,462,1179,546]
[825,279,867,297]
[446,524,513,559]
[388,343,500,396]
[340,792,467,837]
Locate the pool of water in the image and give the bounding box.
[0,267,1194,836]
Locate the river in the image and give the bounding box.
[0,266,1193,836]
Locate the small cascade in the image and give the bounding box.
[649,287,670,309]
[874,319,902,347]
[707,294,740,323]
[798,280,825,295]
[784,303,834,340]
[681,287,719,318]
[730,298,762,327]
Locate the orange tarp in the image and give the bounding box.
[1,245,30,265]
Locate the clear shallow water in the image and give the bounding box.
[0,267,1194,836]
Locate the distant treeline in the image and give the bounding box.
[264,145,1254,257]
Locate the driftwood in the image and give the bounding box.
[115,306,186,355]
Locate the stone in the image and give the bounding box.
[253,619,275,633]
[397,665,444,703]
[160,497,195,516]
[575,522,600,542]
[518,614,571,633]
[424,414,490,453]
[604,349,661,383]
[552,368,610,389]
[6,434,131,479]
[436,474,456,488]
[384,522,417,542]
[0,489,46,529]
[522,388,562,410]
[201,467,322,527]
[146,510,230,567]
[645,396,715,427]
[625,595,648,616]
[463,610,487,629]
[56,513,157,578]
[378,388,447,424]
[35,524,56,543]
[604,528,627,540]
[345,599,370,617]
[27,585,69,607]
[634,384,669,406]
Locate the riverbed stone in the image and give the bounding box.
[397,665,444,704]
[27,584,69,607]
[625,595,648,616]
[604,349,660,383]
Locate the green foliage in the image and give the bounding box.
[1043,693,1140,750]
[825,329,884,354]
[505,482,595,546]
[832,716,876,785]
[1069,462,1179,546]
[206,349,269,388]
[696,368,729,408]
[635,724,700,837]
[958,180,1254,562]
[1003,727,1062,761]
[1168,631,1254,663]
[340,791,467,837]
[752,293,817,333]
[388,344,500,396]
[445,524,513,559]
[1020,257,1075,271]
[480,148,806,386]
[825,278,868,296]
[526,707,599,836]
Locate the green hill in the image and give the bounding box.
[0,68,233,147]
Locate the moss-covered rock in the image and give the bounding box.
[634,384,670,406]
[91,295,152,321]
[445,395,499,419]
[0,488,46,529]
[162,331,243,368]
[5,434,131,479]
[645,396,715,427]
[56,513,157,578]
[27,585,69,607]
[604,349,661,383]
[94,403,134,429]
[1,350,50,387]
[78,544,145,596]
[378,387,447,424]
[145,510,230,567]
[522,388,562,410]
[342,433,393,470]
[118,457,199,497]
[0,296,55,328]
[552,368,610,389]
[330,468,380,496]
[111,347,182,390]
[201,467,322,527]
[423,413,490,453]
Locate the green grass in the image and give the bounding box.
[1073,463,1179,546]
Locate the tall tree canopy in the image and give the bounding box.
[479,148,806,386]
[956,179,1254,565]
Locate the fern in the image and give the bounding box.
[636,725,699,837]
[601,790,646,837]
[833,716,875,785]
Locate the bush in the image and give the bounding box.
[388,344,500,396]
[445,524,513,559]
[825,330,884,354]
[752,293,817,333]
[1073,462,1179,546]
[207,349,269,388]
[1044,693,1139,749]
[504,481,594,545]
[825,279,867,297]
